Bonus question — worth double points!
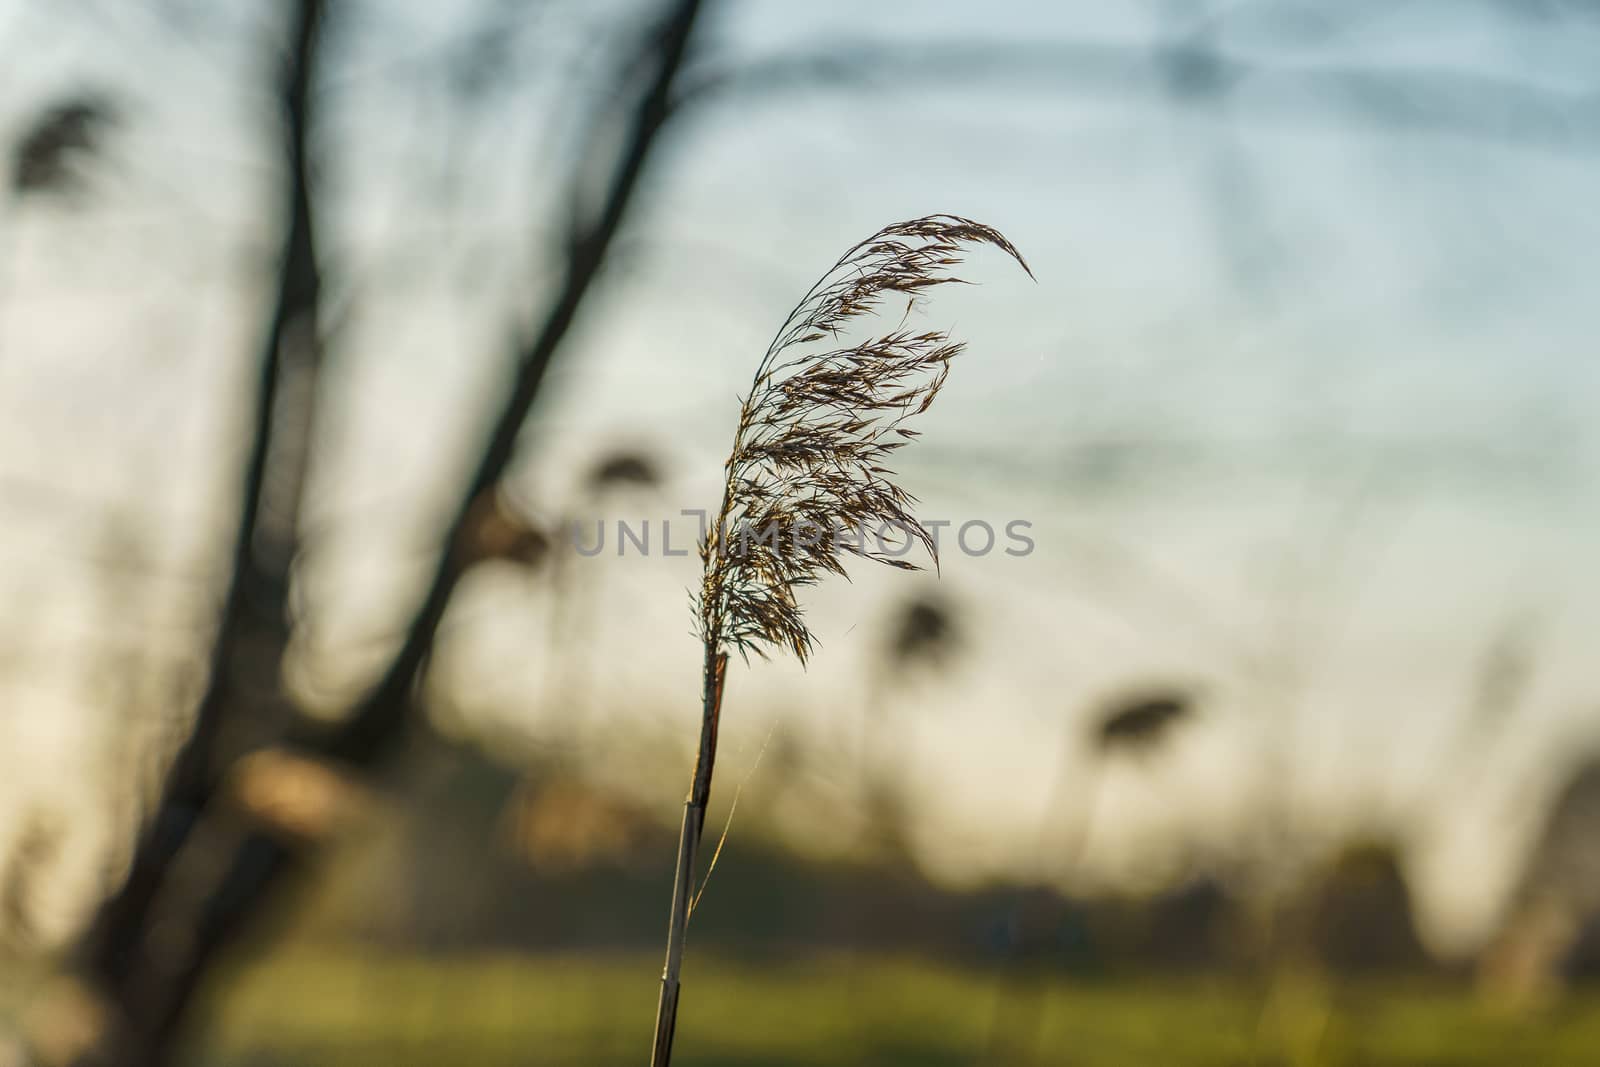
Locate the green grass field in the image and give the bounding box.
[188,947,1600,1067]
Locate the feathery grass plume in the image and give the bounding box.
[586,448,662,493]
[650,215,1029,1066]
[697,214,1030,665]
[1092,688,1196,755]
[9,95,119,199]
[885,590,962,672]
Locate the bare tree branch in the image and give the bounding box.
[59,3,705,1064]
[65,1,327,1063]
[315,0,703,767]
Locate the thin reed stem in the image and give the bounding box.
[697,216,1031,667]
[648,215,1028,1064]
[651,648,727,1066]
[984,761,1106,1066]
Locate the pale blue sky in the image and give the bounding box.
[0,0,1597,952]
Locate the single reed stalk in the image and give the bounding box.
[651,648,726,1065]
[985,690,1195,1064]
[647,215,1030,1065]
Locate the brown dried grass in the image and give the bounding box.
[698,214,1031,664]
[652,214,1029,1066]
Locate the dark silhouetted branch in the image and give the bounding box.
[65,1,326,1064]
[316,0,704,767]
[60,3,704,1064]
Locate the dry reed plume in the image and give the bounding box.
[650,214,1030,1065]
[9,95,119,199]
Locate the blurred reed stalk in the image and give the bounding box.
[860,592,961,850]
[566,449,665,756]
[650,216,1029,1065]
[985,688,1194,1066]
[52,4,710,1063]
[837,591,963,1010]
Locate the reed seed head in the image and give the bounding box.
[698,215,1030,663]
[9,95,119,199]
[886,591,962,671]
[1092,689,1195,756]
[586,449,663,494]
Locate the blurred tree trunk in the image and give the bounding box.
[56,2,706,1064]
[65,1,327,1064]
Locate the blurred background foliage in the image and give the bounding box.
[1,0,1599,1064]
